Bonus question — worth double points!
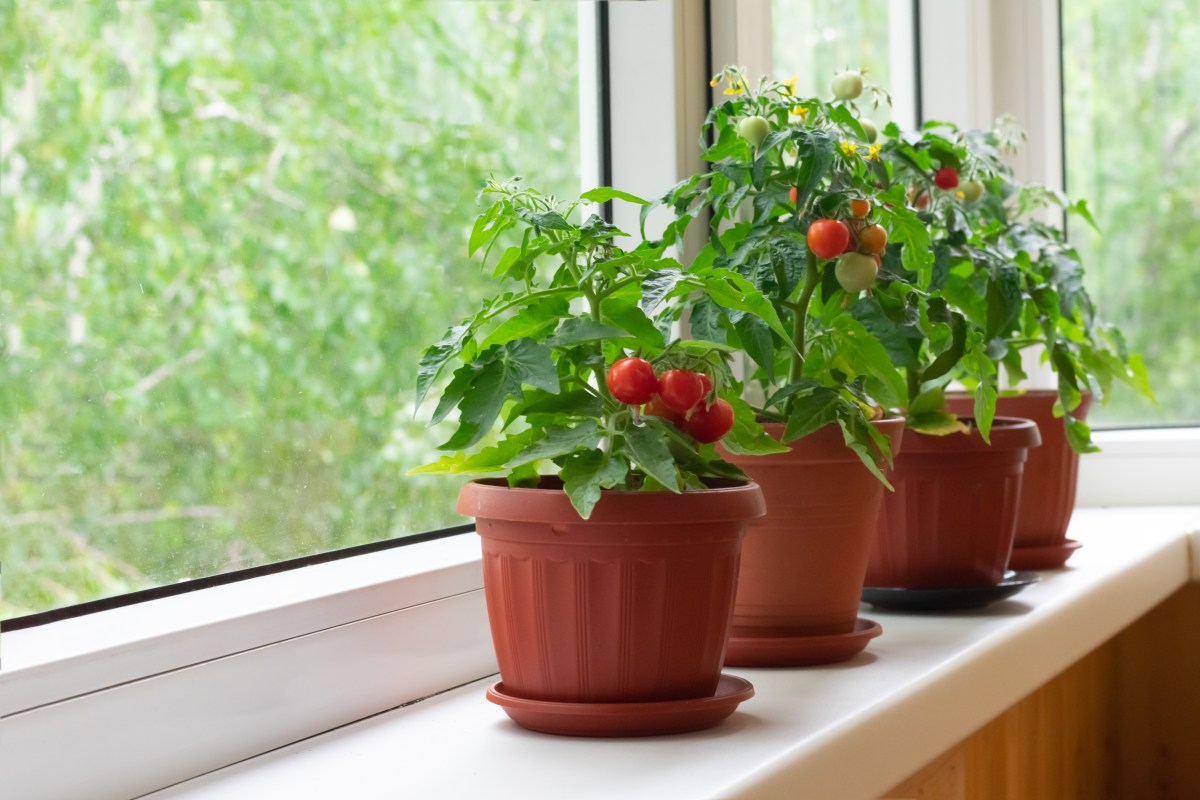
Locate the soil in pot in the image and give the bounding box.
[720,418,904,665]
[458,477,764,724]
[947,391,1092,569]
[866,417,1041,590]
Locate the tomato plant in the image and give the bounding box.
[606,357,658,405]
[684,399,735,444]
[807,219,850,260]
[414,180,779,518]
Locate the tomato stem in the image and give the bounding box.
[788,250,821,384]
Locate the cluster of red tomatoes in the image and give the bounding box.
[605,358,734,444]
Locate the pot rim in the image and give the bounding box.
[457,476,766,524]
[902,415,1042,453]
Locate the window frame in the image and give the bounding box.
[3,3,1197,798]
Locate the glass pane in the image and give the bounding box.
[0,0,582,619]
[1062,0,1198,426]
[771,0,894,126]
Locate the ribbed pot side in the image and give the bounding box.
[866,417,1041,589]
[946,391,1093,555]
[458,479,765,704]
[721,418,905,637]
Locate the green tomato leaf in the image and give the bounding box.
[733,314,776,381]
[438,339,558,451]
[508,421,603,469]
[906,411,969,436]
[415,323,473,408]
[560,449,630,519]
[409,429,539,476]
[828,315,908,409]
[546,318,631,347]
[622,424,681,492]
[641,268,687,314]
[985,264,1023,341]
[908,386,947,417]
[600,294,665,350]
[504,389,605,428]
[515,207,573,231]
[691,266,794,348]
[480,297,571,349]
[836,415,893,490]
[782,386,843,442]
[580,186,650,205]
[851,298,922,371]
[720,395,790,455]
[1064,414,1101,454]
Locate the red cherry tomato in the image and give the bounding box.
[789,187,798,207]
[697,373,714,396]
[685,399,735,444]
[806,219,851,260]
[658,370,707,414]
[849,198,870,218]
[643,394,684,427]
[606,357,658,405]
[934,167,959,190]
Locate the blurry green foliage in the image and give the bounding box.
[1062,0,1197,425]
[0,0,580,617]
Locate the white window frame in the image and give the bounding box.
[2,4,1197,799]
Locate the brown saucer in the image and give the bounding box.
[486,674,754,737]
[1008,538,1082,570]
[724,617,883,667]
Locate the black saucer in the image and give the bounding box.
[861,570,1040,611]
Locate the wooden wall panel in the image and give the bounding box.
[1111,583,1200,800]
[886,584,1200,800]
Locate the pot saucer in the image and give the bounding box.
[861,570,1040,612]
[486,674,754,737]
[1008,538,1082,570]
[724,617,883,667]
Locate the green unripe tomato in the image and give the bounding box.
[831,71,864,101]
[961,180,985,203]
[737,115,770,148]
[860,119,878,143]
[835,252,879,293]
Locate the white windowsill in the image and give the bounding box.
[138,506,1200,800]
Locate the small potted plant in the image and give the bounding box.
[857,121,1044,598]
[413,178,782,736]
[647,67,934,665]
[929,121,1154,567]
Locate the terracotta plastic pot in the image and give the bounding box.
[867,417,1041,589]
[458,478,765,705]
[946,391,1093,568]
[721,418,905,637]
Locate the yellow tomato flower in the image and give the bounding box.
[955,190,966,199]
[790,105,809,119]
[781,76,798,96]
[865,143,882,161]
[723,86,744,95]
[709,76,722,87]
[840,140,858,157]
